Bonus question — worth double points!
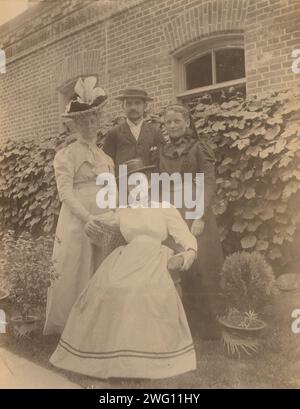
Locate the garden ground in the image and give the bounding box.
[0,290,299,389]
[0,347,81,388]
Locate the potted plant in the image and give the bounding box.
[2,231,58,337]
[218,251,275,357]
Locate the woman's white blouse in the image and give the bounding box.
[98,204,197,252]
[54,139,114,223]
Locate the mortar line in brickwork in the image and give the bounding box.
[1,2,89,49]
[2,0,147,64]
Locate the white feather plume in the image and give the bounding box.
[74,76,106,105]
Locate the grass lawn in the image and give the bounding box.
[1,291,300,389]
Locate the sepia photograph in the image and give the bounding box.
[0,0,300,393]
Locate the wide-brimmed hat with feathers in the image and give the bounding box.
[61,76,107,119]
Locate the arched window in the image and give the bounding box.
[186,48,245,89]
[173,34,246,101]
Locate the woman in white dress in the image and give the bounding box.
[50,160,197,379]
[43,77,114,335]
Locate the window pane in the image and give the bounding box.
[215,48,245,83]
[186,53,212,90]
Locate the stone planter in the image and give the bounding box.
[10,315,40,338]
[218,316,267,358]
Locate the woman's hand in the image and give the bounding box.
[176,249,196,271]
[85,217,104,242]
[191,219,205,237]
[93,211,119,228]
[85,211,118,242]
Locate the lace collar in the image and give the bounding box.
[76,134,98,148]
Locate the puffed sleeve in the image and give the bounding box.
[54,147,91,223]
[195,140,217,214]
[163,204,197,252]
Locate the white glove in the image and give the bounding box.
[191,219,205,237]
[176,249,197,271]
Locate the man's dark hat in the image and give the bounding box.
[117,158,156,179]
[116,88,153,102]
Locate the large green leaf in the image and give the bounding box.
[241,235,257,249]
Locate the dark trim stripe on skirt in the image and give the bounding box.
[58,338,195,360]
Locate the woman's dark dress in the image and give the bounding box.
[159,133,224,339]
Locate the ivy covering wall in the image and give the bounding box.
[0,88,299,272]
[190,89,300,272]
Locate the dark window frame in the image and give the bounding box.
[172,34,246,99]
[185,47,245,90]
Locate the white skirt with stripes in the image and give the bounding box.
[50,238,196,380]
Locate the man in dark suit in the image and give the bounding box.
[103,88,163,173]
[101,90,184,293]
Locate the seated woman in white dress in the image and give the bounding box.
[50,159,197,380]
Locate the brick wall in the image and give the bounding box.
[0,0,299,142]
[244,0,300,95]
